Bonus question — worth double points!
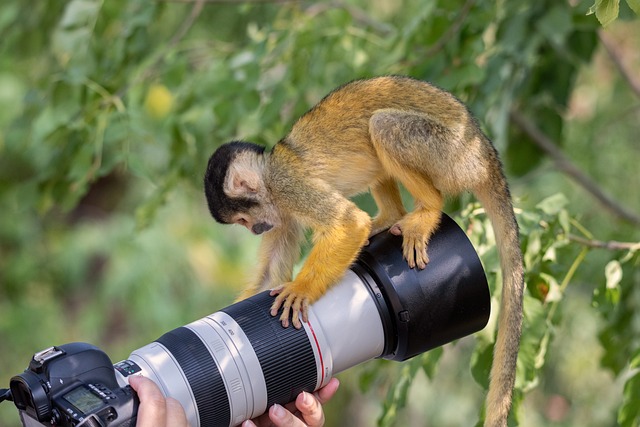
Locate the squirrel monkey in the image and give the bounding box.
[204,76,524,427]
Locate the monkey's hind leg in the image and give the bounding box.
[369,178,407,237]
[369,109,445,269]
[388,175,443,269]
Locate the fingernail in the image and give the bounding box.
[272,403,285,419]
[301,391,311,406]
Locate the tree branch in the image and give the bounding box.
[424,0,475,57]
[598,30,640,99]
[305,2,393,36]
[112,0,205,101]
[568,234,640,251]
[510,110,640,225]
[168,0,206,46]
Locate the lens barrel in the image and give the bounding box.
[121,213,490,427]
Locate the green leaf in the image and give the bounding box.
[516,295,548,391]
[378,361,420,427]
[537,5,573,46]
[618,370,640,427]
[52,0,102,72]
[471,342,493,390]
[626,0,640,14]
[558,209,571,234]
[588,0,621,27]
[536,193,569,215]
[420,346,443,380]
[631,348,640,369]
[524,229,542,270]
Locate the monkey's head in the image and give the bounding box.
[204,141,279,235]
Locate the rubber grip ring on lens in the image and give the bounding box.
[156,327,230,427]
[223,291,317,407]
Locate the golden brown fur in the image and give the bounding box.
[205,75,524,426]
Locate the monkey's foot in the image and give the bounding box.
[390,221,430,269]
[269,285,310,329]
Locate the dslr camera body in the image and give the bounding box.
[9,343,138,427]
[3,214,490,427]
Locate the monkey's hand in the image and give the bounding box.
[269,284,311,329]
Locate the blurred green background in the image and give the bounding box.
[0,0,639,426]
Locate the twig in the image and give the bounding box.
[424,0,476,57]
[510,110,640,226]
[568,234,640,251]
[598,30,640,99]
[112,0,205,101]
[305,2,393,36]
[168,0,206,46]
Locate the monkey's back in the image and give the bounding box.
[273,76,483,196]
[290,75,467,148]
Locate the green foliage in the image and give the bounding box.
[588,0,640,26]
[620,349,640,427]
[0,0,639,426]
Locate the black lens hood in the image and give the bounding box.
[355,213,490,361]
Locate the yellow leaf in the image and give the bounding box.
[144,84,174,119]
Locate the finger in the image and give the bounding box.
[314,378,340,405]
[246,410,272,427]
[269,403,304,427]
[291,299,302,329]
[129,376,167,427]
[271,289,289,318]
[279,294,295,328]
[270,286,284,297]
[302,300,310,324]
[295,392,324,427]
[294,379,340,427]
[165,397,188,426]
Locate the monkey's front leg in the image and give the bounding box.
[270,207,371,328]
[236,221,304,302]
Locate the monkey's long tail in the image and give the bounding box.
[474,175,525,427]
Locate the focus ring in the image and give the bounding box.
[223,291,317,407]
[156,327,230,427]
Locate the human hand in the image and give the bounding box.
[242,378,340,427]
[129,375,188,427]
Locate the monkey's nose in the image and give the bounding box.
[252,223,273,235]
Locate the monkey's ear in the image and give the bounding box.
[225,163,262,197]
